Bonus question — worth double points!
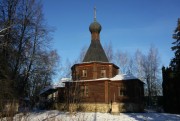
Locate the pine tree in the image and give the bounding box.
[162,18,180,113]
[171,18,180,73]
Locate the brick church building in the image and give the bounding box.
[40,9,144,113]
[63,10,144,112]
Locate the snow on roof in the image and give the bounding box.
[110,74,138,81]
[40,78,72,95]
[73,78,109,82]
[58,78,72,85]
[40,84,63,95]
[72,74,139,83]
[60,78,71,82]
[96,77,109,80]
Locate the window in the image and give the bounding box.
[101,70,106,77]
[80,86,84,96]
[119,85,127,96]
[82,70,87,77]
[80,85,88,96]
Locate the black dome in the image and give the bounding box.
[89,21,102,33]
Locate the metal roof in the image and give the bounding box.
[83,40,109,62]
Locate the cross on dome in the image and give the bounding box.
[94,7,96,21]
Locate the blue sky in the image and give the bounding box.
[43,0,180,80]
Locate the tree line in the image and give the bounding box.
[106,44,162,106]
[0,0,59,107]
[162,18,180,113]
[61,42,162,107]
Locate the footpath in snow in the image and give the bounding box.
[5,110,180,121]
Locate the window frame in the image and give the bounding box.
[80,85,89,97]
[118,85,127,96]
[82,69,87,77]
[100,69,106,77]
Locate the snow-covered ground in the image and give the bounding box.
[3,110,180,121]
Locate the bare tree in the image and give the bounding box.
[61,58,72,78]
[64,81,83,113]
[0,0,59,106]
[104,41,114,62]
[78,45,87,63]
[136,46,161,106]
[127,57,135,74]
[29,50,59,106]
[114,50,129,74]
[133,49,144,80]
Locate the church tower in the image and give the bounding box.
[71,8,119,81]
[83,7,108,62]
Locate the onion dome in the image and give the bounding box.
[89,21,102,33]
[83,7,108,63]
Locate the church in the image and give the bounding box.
[62,10,144,113]
[40,9,144,113]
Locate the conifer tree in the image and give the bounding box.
[171,18,180,73]
[162,18,180,113]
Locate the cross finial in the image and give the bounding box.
[94,6,96,21]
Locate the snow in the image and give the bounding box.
[7,110,180,121]
[40,85,62,95]
[40,78,71,95]
[40,74,142,95]
[73,78,109,82]
[57,78,72,87]
[96,77,109,80]
[60,78,71,82]
[110,74,138,81]
[72,74,139,83]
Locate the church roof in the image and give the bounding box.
[83,40,109,62]
[83,7,108,62]
[72,74,143,83]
